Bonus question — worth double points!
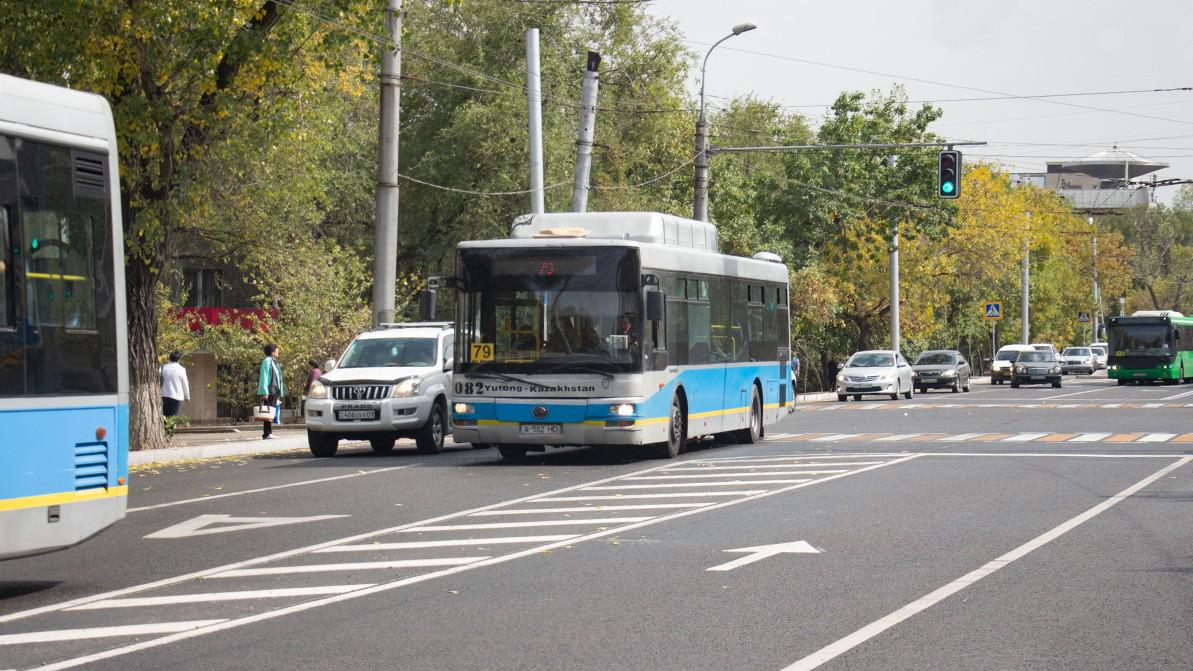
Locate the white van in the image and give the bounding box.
[991,344,1036,384]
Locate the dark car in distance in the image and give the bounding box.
[1010,350,1062,388]
[912,350,972,393]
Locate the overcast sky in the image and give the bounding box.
[645,0,1193,204]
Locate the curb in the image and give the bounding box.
[130,435,310,466]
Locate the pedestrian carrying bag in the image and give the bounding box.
[252,405,275,422]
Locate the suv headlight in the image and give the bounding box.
[308,380,328,399]
[836,373,845,383]
[391,377,421,398]
[1050,365,1061,374]
[942,370,956,377]
[1015,364,1026,373]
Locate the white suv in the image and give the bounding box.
[304,323,454,457]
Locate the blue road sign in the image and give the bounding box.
[984,302,1002,320]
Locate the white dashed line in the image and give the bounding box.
[0,621,227,646]
[67,586,374,610]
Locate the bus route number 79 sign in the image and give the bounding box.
[470,342,495,362]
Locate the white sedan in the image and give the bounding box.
[836,350,915,401]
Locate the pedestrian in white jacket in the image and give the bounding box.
[160,351,190,417]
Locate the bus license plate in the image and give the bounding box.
[520,423,561,436]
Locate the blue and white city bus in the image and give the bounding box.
[0,74,129,559]
[449,212,791,461]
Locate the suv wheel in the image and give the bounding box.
[308,431,338,458]
[370,437,396,453]
[416,401,446,454]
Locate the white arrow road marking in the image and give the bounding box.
[67,586,375,611]
[707,540,820,572]
[0,621,226,646]
[144,514,348,539]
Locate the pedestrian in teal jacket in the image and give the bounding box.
[258,343,284,439]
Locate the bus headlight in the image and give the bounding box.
[392,377,421,398]
[609,403,636,417]
[453,403,475,415]
[308,380,328,399]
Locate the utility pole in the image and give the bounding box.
[526,29,545,214]
[1090,216,1102,343]
[887,154,900,352]
[372,0,402,327]
[1022,211,1031,344]
[571,52,600,212]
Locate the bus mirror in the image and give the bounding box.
[646,291,665,321]
[641,273,660,288]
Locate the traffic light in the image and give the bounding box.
[938,150,961,199]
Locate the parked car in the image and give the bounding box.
[1010,350,1063,388]
[836,350,914,401]
[1089,343,1108,369]
[1030,342,1058,357]
[304,322,455,457]
[991,344,1035,384]
[1060,346,1096,375]
[912,350,972,393]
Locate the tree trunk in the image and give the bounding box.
[127,257,167,451]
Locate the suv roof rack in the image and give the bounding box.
[378,321,454,330]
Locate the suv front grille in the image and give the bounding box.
[330,384,391,401]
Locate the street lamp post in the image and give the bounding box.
[693,22,756,222]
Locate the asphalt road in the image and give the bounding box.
[2,373,1192,670]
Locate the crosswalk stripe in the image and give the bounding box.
[0,620,227,646]
[1173,434,1193,443]
[906,434,948,442]
[877,434,922,442]
[315,537,578,552]
[582,480,811,490]
[972,433,1014,441]
[1102,403,1122,408]
[1138,433,1176,443]
[627,470,847,480]
[1070,433,1111,442]
[67,586,374,610]
[1141,403,1164,408]
[1003,433,1050,442]
[811,434,861,442]
[663,462,885,471]
[936,433,985,442]
[535,492,763,501]
[1107,433,1145,442]
[469,504,706,515]
[1038,433,1078,442]
[213,558,487,578]
[403,519,651,531]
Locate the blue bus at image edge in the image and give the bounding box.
[0,74,130,559]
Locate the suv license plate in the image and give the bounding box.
[338,410,378,420]
[1031,375,1044,380]
[921,377,936,383]
[520,423,562,436]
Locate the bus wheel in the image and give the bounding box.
[653,394,686,459]
[497,445,528,462]
[736,388,762,444]
[1117,379,1127,385]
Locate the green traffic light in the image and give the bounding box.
[942,182,955,194]
[30,238,39,250]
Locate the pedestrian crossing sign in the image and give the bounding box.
[984,302,1002,320]
[1077,311,1091,323]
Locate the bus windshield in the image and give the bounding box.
[457,247,642,373]
[1108,324,1171,357]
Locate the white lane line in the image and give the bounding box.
[625,470,846,480]
[662,462,884,471]
[315,536,580,553]
[780,456,1193,671]
[936,433,985,442]
[1138,433,1176,443]
[468,504,706,515]
[919,452,1178,459]
[127,466,411,512]
[27,456,923,671]
[0,620,227,646]
[1160,389,1193,400]
[402,518,653,531]
[899,403,923,409]
[582,480,813,490]
[536,492,763,501]
[704,453,907,461]
[67,586,374,611]
[810,434,861,442]
[1069,432,1112,442]
[214,558,486,578]
[1002,432,1050,442]
[1040,387,1105,400]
